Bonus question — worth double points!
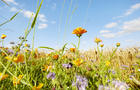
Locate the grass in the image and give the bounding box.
[0,0,140,90]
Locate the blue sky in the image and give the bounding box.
[0,0,140,50]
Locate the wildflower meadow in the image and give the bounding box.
[0,0,140,90]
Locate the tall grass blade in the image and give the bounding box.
[31,0,44,28]
[1,0,9,6]
[38,46,54,50]
[0,11,20,27]
[61,43,68,54]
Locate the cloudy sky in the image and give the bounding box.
[0,0,140,50]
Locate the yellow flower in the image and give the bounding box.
[13,75,23,86]
[72,27,87,37]
[35,48,38,53]
[13,54,24,63]
[105,61,110,66]
[100,44,104,47]
[0,73,8,80]
[24,43,28,47]
[1,34,7,39]
[43,65,52,71]
[94,37,102,44]
[32,83,43,90]
[70,48,76,53]
[73,58,83,66]
[62,55,67,59]
[5,56,11,60]
[116,43,120,47]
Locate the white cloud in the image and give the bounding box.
[113,3,140,19]
[5,0,18,5]
[105,22,117,28]
[10,9,48,23]
[22,10,47,22]
[100,30,110,33]
[101,33,116,38]
[118,17,140,35]
[101,17,140,38]
[10,7,17,12]
[125,3,140,16]
[22,10,35,18]
[38,14,48,22]
[38,23,48,29]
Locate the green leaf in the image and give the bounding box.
[38,46,54,50]
[0,11,20,27]
[10,11,20,20]
[0,20,9,27]
[71,43,77,48]
[1,0,9,6]
[31,0,44,28]
[61,43,68,54]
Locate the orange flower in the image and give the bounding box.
[94,37,102,44]
[32,83,43,90]
[70,48,76,53]
[0,73,8,80]
[72,27,87,37]
[13,75,23,86]
[53,54,59,60]
[46,54,50,57]
[72,58,83,66]
[1,34,7,39]
[13,54,24,63]
[32,61,36,66]
[116,43,120,47]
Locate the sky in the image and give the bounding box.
[0,0,140,50]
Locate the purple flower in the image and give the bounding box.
[62,63,72,69]
[136,55,140,59]
[7,49,14,54]
[47,72,55,79]
[98,80,129,90]
[108,70,116,74]
[121,65,129,68]
[112,80,129,90]
[72,75,88,90]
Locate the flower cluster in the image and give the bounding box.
[72,75,88,90]
[13,75,23,86]
[5,54,24,63]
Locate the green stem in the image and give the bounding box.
[2,40,4,47]
[1,16,33,81]
[0,60,33,88]
[76,37,80,58]
[109,47,118,61]
[77,37,80,49]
